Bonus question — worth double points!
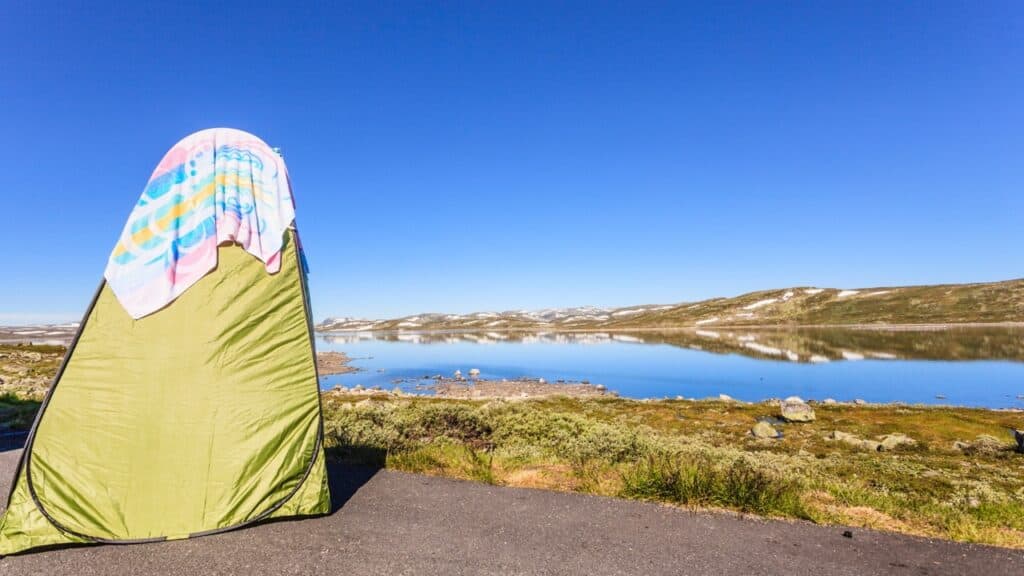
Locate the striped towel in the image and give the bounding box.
[104,128,296,319]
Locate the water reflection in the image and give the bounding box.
[318,326,1024,363]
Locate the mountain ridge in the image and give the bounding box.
[316,278,1024,332]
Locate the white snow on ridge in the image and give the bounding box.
[837,290,859,298]
[612,309,645,316]
[397,321,420,328]
[860,290,893,298]
[744,342,783,356]
[809,355,830,363]
[695,317,719,325]
[804,288,824,295]
[841,350,865,361]
[743,298,778,310]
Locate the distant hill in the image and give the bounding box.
[316,278,1024,332]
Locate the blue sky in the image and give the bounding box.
[1,2,1021,324]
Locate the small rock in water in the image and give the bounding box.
[454,370,462,378]
[780,397,815,422]
[935,394,947,400]
[751,421,780,439]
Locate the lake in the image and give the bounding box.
[316,327,1024,408]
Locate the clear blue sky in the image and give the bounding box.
[1,2,1021,324]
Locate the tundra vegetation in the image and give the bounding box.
[318,392,1024,548]
[2,344,1023,548]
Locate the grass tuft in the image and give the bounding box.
[620,453,809,518]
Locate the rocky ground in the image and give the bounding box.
[317,351,358,376]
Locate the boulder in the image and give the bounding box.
[973,434,1005,454]
[1014,429,1024,454]
[751,421,780,439]
[954,435,1006,455]
[780,397,815,422]
[453,370,462,378]
[828,430,881,451]
[878,433,916,451]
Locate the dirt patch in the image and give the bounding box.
[317,351,357,376]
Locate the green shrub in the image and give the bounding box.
[490,406,648,464]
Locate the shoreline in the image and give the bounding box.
[316,321,1024,335]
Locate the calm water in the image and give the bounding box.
[316,327,1024,408]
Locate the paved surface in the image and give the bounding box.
[1,450,1022,575]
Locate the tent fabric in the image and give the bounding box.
[105,128,297,319]
[0,130,330,556]
[0,232,330,554]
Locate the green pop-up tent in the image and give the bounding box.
[0,128,331,555]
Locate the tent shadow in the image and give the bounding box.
[325,452,384,514]
[0,432,27,454]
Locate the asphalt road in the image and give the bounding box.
[1,449,1021,575]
